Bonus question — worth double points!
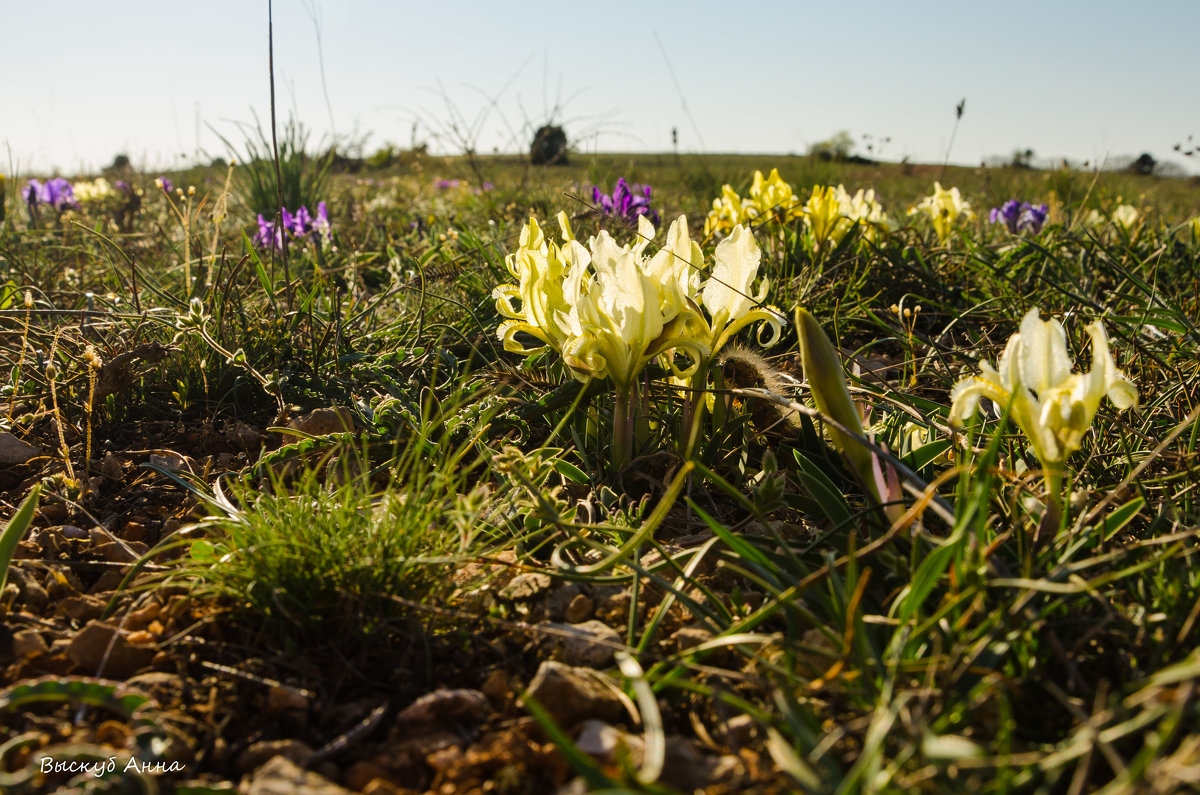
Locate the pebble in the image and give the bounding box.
[237,739,314,774]
[574,719,644,766]
[67,620,156,677]
[499,572,552,601]
[395,688,489,728]
[12,629,48,657]
[241,755,350,795]
[524,660,628,727]
[287,407,355,436]
[544,619,621,668]
[564,593,594,624]
[0,431,39,464]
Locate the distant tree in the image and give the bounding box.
[1131,153,1157,175]
[530,125,568,165]
[1011,148,1036,169]
[110,153,131,170]
[810,130,855,161]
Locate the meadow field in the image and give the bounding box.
[1,146,1199,793]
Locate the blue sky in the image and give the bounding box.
[4,1,1198,175]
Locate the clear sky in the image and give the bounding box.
[4,0,1199,176]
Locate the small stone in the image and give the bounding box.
[344,760,392,793]
[55,594,106,622]
[267,685,310,713]
[0,432,39,464]
[12,629,48,657]
[125,672,184,704]
[94,540,149,564]
[361,779,406,795]
[101,451,123,481]
[287,407,355,437]
[545,583,583,620]
[38,502,69,521]
[499,572,552,601]
[8,568,48,610]
[225,421,265,451]
[241,755,350,795]
[237,739,314,774]
[545,619,621,668]
[524,661,628,728]
[92,569,128,592]
[395,688,488,728]
[125,602,161,631]
[574,720,643,766]
[480,669,509,703]
[122,521,149,543]
[67,621,156,677]
[564,593,595,624]
[148,450,194,472]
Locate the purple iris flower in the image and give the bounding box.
[156,176,173,193]
[989,199,1049,235]
[24,179,42,208]
[25,177,77,212]
[312,201,332,243]
[253,214,283,251]
[435,178,461,190]
[252,203,332,250]
[591,178,659,226]
[288,205,313,237]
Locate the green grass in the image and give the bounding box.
[2,151,1198,792]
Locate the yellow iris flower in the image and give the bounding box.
[949,308,1138,470]
[704,168,803,236]
[908,182,974,242]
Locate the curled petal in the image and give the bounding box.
[497,319,553,355]
[712,306,786,355]
[1084,320,1139,410]
[491,284,525,320]
[948,363,1010,428]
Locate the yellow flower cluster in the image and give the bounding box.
[704,169,804,236]
[908,182,974,242]
[494,213,784,393]
[73,177,118,207]
[802,184,895,251]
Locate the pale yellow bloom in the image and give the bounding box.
[493,214,783,393]
[802,185,852,251]
[557,216,706,392]
[74,177,117,206]
[704,168,803,236]
[699,224,785,353]
[802,185,894,251]
[949,308,1137,469]
[839,186,895,242]
[1111,204,1141,233]
[908,182,974,242]
[492,216,577,355]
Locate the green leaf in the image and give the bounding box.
[1101,496,1145,541]
[550,457,589,485]
[0,484,40,594]
[792,450,854,529]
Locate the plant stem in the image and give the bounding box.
[613,387,632,471]
[1037,468,1064,546]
